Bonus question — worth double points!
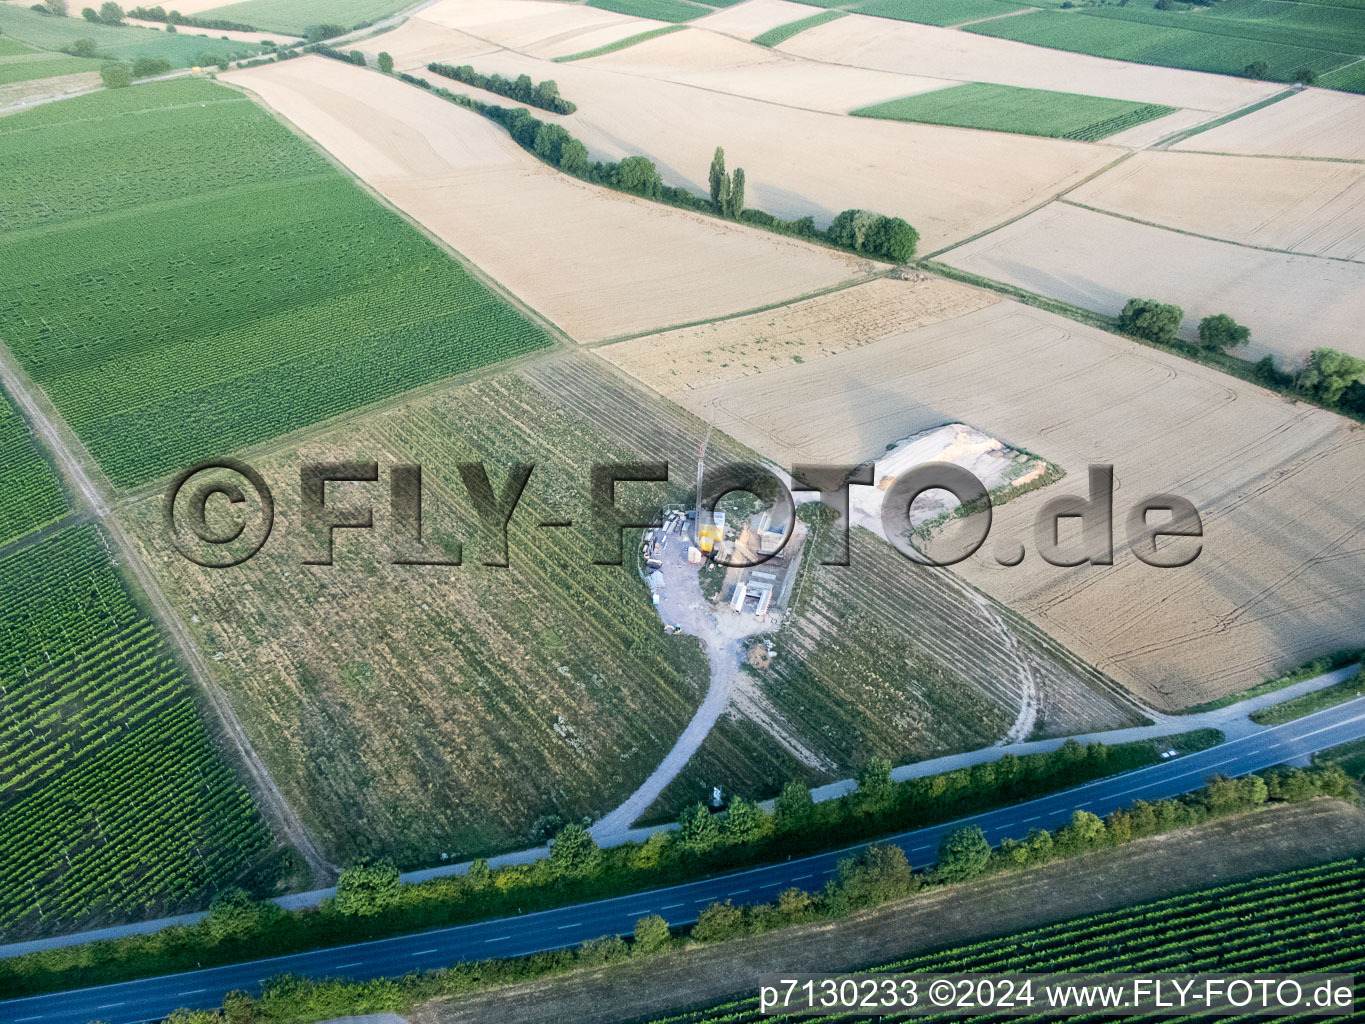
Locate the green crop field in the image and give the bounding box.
[0,525,273,938]
[196,0,413,35]
[646,857,1365,1022]
[0,36,39,57]
[0,54,101,85]
[554,24,685,61]
[965,8,1359,83]
[752,10,845,46]
[587,0,712,22]
[1321,58,1365,91]
[852,82,1175,140]
[0,387,66,549]
[1084,0,1365,57]
[851,0,1030,28]
[0,79,553,488]
[0,5,263,67]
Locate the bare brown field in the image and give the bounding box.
[412,800,1365,1024]
[1068,151,1365,261]
[414,0,665,60]
[939,202,1365,364]
[598,274,1000,394]
[363,27,1117,250]
[223,56,873,343]
[606,293,1365,710]
[1173,88,1365,161]
[692,0,825,39]
[0,69,98,110]
[779,13,1281,112]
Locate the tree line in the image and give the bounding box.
[1118,297,1365,418]
[427,62,576,114]
[0,734,1221,998]
[389,69,920,263]
[150,764,1352,1024]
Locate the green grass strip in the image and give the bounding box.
[554,24,686,62]
[752,9,845,46]
[1250,668,1363,725]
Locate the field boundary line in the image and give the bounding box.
[586,269,895,347]
[924,150,1134,260]
[1152,87,1297,149]
[1157,147,1365,165]
[0,339,337,886]
[0,509,89,563]
[1056,198,1365,265]
[949,6,1040,29]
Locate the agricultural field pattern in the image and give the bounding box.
[0,0,1362,1021]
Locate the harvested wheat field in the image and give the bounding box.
[939,203,1365,364]
[1069,151,1365,261]
[581,27,949,113]
[598,274,999,394]
[604,293,1365,710]
[365,33,1117,250]
[1173,89,1365,161]
[779,13,1281,113]
[224,57,872,342]
[692,0,825,40]
[414,0,665,60]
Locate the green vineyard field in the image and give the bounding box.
[852,83,1174,140]
[647,856,1365,1022]
[0,55,101,86]
[0,5,263,68]
[0,79,553,488]
[850,0,1030,29]
[194,0,414,36]
[965,9,1358,83]
[0,386,66,550]
[753,10,844,46]
[0,525,272,937]
[587,0,712,21]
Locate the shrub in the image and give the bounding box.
[69,37,98,57]
[1297,348,1365,407]
[549,823,601,878]
[304,22,346,42]
[334,858,401,916]
[774,779,815,832]
[378,51,393,73]
[577,934,628,966]
[935,825,991,882]
[348,49,365,66]
[676,802,722,854]
[428,62,576,114]
[1197,313,1249,351]
[99,62,132,88]
[828,844,916,912]
[205,888,273,942]
[1294,68,1318,85]
[692,901,745,942]
[1117,297,1183,344]
[632,914,671,954]
[99,1,122,23]
[614,155,663,199]
[853,756,895,815]
[1243,60,1270,79]
[81,7,99,20]
[132,56,172,77]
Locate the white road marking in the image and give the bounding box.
[793,874,813,881]
[96,1004,126,1010]
[334,963,362,970]
[661,903,683,909]
[1023,815,1041,822]
[484,935,510,943]
[15,1016,43,1021]
[760,881,783,888]
[556,923,581,930]
[727,889,749,896]
[177,989,207,996]
[411,949,437,956]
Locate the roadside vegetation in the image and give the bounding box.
[114,766,1358,1023]
[0,77,552,487]
[1251,668,1364,725]
[1179,649,1363,715]
[0,731,1224,995]
[852,83,1175,141]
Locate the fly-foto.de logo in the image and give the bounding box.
[163,459,1202,571]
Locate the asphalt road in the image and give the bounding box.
[6,698,1364,1024]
